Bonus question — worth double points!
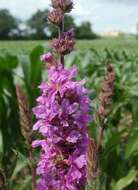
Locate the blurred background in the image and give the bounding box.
[0,0,138,190]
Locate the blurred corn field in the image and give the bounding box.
[0,45,138,190]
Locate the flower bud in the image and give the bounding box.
[51,28,75,55]
[48,9,63,26]
[51,0,59,9]
[40,52,57,68]
[40,52,53,62]
[51,0,73,13]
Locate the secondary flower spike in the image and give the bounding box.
[98,64,115,121]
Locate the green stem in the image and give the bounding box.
[58,16,65,66]
[28,140,36,190]
[97,125,105,151]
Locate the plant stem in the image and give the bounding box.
[3,185,9,190]
[97,125,106,151]
[28,143,36,190]
[0,169,9,190]
[59,16,65,66]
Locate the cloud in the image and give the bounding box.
[0,0,49,19]
[72,1,102,24]
[0,0,137,33]
[97,0,138,5]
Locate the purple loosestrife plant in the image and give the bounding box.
[32,0,93,189]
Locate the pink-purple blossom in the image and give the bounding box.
[32,63,91,190]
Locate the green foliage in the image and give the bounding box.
[67,48,138,189]
[0,46,44,189]
[19,45,44,106]
[0,37,137,55]
[112,169,138,190]
[0,42,138,189]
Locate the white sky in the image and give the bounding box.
[0,0,138,34]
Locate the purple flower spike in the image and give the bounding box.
[32,0,94,189]
[33,64,92,190]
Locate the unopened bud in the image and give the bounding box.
[40,52,53,62]
[51,28,75,55]
[40,52,58,68]
[51,0,73,13]
[48,9,63,26]
[51,0,59,9]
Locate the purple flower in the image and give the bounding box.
[33,64,92,190]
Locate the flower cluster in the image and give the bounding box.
[32,61,91,190]
[52,28,75,55]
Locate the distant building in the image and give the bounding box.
[102,30,125,37]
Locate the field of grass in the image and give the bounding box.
[0,37,138,55]
[1,36,138,190]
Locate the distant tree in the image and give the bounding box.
[0,9,17,40]
[49,14,76,37]
[26,9,100,40]
[13,21,32,40]
[76,21,98,39]
[27,9,49,39]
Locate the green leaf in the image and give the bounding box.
[19,54,31,87]
[6,54,18,69]
[125,130,138,158]
[0,54,18,70]
[0,56,6,70]
[10,151,28,181]
[20,45,44,106]
[30,45,44,85]
[131,97,138,128]
[113,169,138,190]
